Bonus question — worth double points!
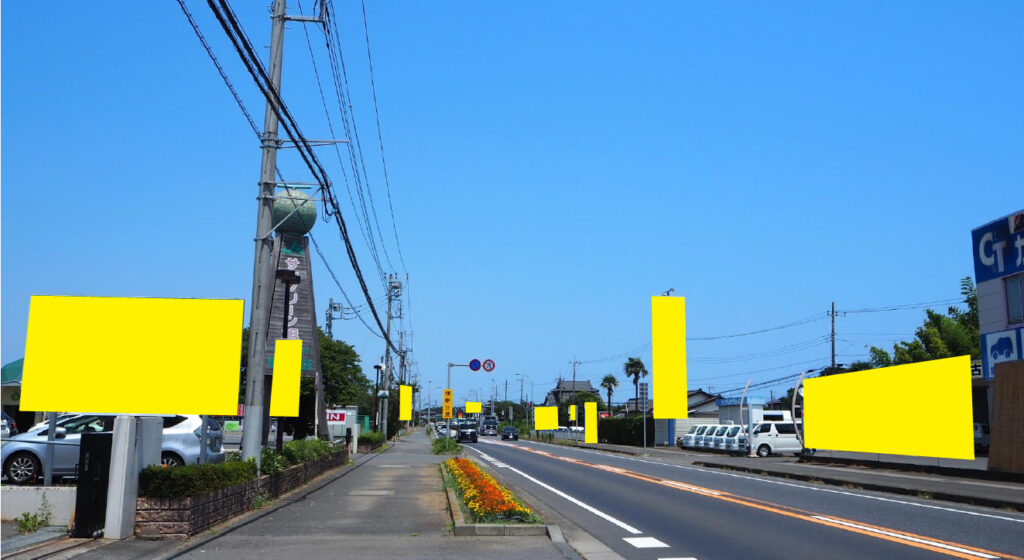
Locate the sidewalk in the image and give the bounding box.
[543,439,1024,511]
[51,431,573,560]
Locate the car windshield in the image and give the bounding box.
[502,427,516,433]
[727,427,740,437]
[687,426,699,434]
[716,426,729,436]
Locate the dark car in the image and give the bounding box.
[455,419,478,443]
[991,336,1014,359]
[501,426,519,441]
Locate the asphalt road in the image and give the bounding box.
[467,437,1024,560]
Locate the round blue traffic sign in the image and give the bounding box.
[469,359,482,371]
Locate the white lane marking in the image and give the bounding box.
[349,490,393,495]
[466,447,643,535]
[811,516,1000,559]
[511,441,1024,524]
[623,537,669,548]
[658,558,698,560]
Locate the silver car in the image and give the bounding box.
[1,414,224,484]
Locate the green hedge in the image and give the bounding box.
[597,417,655,446]
[139,460,257,498]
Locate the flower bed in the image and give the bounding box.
[444,458,536,523]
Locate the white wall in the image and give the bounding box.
[1,487,77,526]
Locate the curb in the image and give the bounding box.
[694,461,1024,512]
[440,464,549,537]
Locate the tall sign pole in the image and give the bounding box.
[241,0,286,467]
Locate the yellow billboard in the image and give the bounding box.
[21,296,243,415]
[803,356,974,459]
[269,339,301,417]
[584,401,597,443]
[534,406,558,430]
[568,405,577,421]
[652,296,687,419]
[466,401,482,414]
[400,385,413,421]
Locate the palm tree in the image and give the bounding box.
[623,357,648,415]
[600,374,618,413]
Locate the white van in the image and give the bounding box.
[750,421,803,457]
[705,425,729,449]
[723,425,748,453]
[678,425,701,448]
[694,424,718,448]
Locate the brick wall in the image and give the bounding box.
[136,448,348,539]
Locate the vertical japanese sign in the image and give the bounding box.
[443,389,454,419]
[265,234,321,378]
[568,405,577,422]
[653,296,688,419]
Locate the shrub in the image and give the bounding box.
[260,448,291,475]
[282,438,335,464]
[432,438,463,454]
[597,416,654,446]
[358,431,386,447]
[139,460,257,499]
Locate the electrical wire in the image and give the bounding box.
[359,0,407,273]
[842,298,962,314]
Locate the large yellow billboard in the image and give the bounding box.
[21,296,244,415]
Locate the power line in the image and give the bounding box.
[359,0,407,273]
[689,335,830,363]
[308,232,382,339]
[842,297,962,314]
[176,0,260,137]
[689,312,828,341]
[207,0,399,354]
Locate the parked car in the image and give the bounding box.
[694,424,718,448]
[750,421,802,457]
[1,419,9,440]
[2,411,17,437]
[974,423,990,452]
[501,426,519,441]
[1,414,224,484]
[455,419,478,443]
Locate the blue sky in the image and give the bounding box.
[2,2,1020,407]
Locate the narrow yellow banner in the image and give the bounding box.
[804,355,974,459]
[584,402,597,443]
[269,339,302,417]
[466,401,482,414]
[400,385,413,421]
[652,296,687,419]
[442,389,453,419]
[534,406,558,430]
[21,296,243,415]
[569,405,577,421]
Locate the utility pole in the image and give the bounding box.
[570,359,581,402]
[241,0,287,466]
[380,275,401,440]
[325,298,346,339]
[830,301,836,369]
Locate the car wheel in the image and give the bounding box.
[756,444,771,458]
[5,452,41,484]
[161,452,184,468]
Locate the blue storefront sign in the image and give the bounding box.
[981,327,1024,380]
[972,211,1024,284]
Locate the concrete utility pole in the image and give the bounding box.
[380,275,402,440]
[570,359,581,401]
[241,0,287,467]
[325,298,346,339]
[830,301,836,369]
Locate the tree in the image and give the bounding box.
[623,357,649,415]
[869,277,980,366]
[559,392,604,425]
[600,374,619,412]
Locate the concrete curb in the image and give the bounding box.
[440,464,549,537]
[694,461,1024,511]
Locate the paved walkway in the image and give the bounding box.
[61,431,570,560]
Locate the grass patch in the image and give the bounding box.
[432,438,463,454]
[15,494,52,534]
